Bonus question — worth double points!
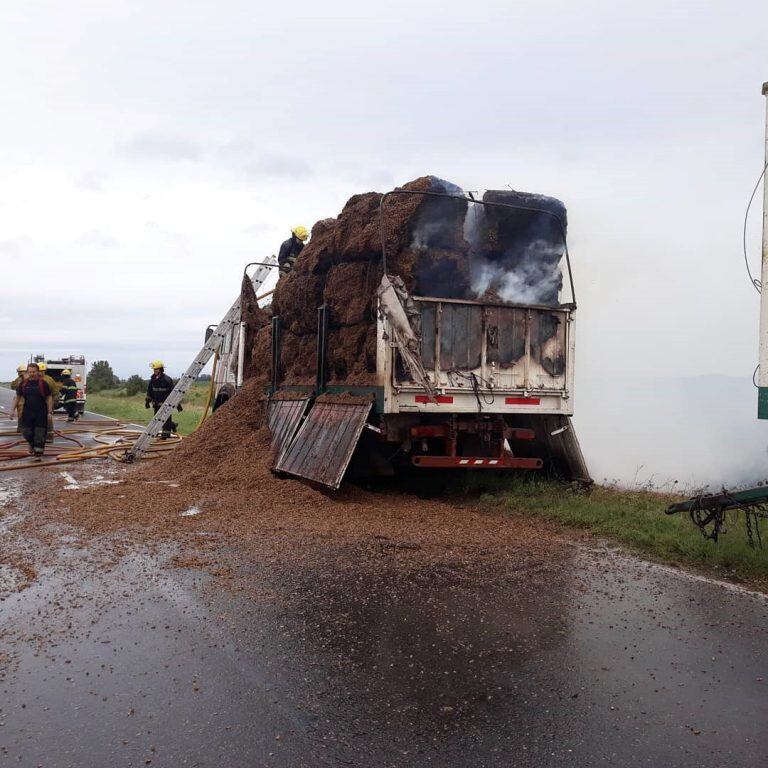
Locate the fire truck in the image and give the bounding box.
[32,354,87,414]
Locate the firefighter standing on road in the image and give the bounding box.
[146,361,182,439]
[11,363,52,459]
[277,226,309,273]
[37,363,60,443]
[11,364,25,389]
[9,365,25,432]
[59,369,79,422]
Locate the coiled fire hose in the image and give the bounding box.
[0,419,181,472]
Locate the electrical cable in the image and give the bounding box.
[743,161,768,294]
[446,369,495,411]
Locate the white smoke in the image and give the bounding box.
[408,189,564,305]
[411,218,452,249]
[464,199,563,306]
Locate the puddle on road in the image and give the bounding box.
[59,471,121,490]
[0,563,20,594]
[278,553,575,730]
[0,483,21,509]
[0,481,23,535]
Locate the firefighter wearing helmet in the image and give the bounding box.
[10,365,26,432]
[277,226,309,273]
[11,364,25,390]
[145,360,182,439]
[36,363,60,443]
[59,369,79,422]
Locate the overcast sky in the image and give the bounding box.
[1,0,767,383]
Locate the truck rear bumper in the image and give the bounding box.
[412,455,543,469]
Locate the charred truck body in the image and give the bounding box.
[247,177,591,489]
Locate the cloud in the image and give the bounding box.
[245,153,314,180]
[76,170,109,192]
[0,237,32,255]
[214,140,314,180]
[75,229,120,249]
[117,132,202,162]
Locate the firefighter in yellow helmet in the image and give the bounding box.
[11,364,25,390]
[146,360,181,438]
[59,369,79,422]
[277,226,309,273]
[9,365,26,431]
[37,363,61,443]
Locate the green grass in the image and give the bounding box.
[451,475,768,587]
[84,381,212,436]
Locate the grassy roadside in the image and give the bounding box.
[452,475,768,588]
[83,381,211,436]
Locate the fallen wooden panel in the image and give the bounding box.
[274,400,372,489]
[267,397,311,464]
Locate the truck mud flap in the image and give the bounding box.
[274,399,372,489]
[267,396,312,463]
[512,415,592,484]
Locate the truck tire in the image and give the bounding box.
[212,383,235,412]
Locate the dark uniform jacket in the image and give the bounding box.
[60,376,78,404]
[278,235,304,270]
[16,377,51,419]
[147,372,175,404]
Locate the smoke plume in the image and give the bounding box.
[407,180,567,306]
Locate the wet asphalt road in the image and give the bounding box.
[1,382,767,767]
[1,490,766,768]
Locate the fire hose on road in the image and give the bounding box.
[0,418,181,472]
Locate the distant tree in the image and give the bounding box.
[125,374,147,397]
[88,360,118,392]
[197,374,212,381]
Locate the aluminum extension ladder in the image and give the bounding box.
[122,257,277,462]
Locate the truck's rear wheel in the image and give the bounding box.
[213,383,235,412]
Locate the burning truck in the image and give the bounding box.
[238,176,591,489]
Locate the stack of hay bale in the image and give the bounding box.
[247,177,566,387]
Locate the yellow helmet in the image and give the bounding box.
[62,369,71,376]
[38,362,47,371]
[291,225,309,242]
[150,360,165,370]
[16,364,25,373]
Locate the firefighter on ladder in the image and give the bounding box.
[59,369,79,422]
[278,226,309,273]
[146,360,182,439]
